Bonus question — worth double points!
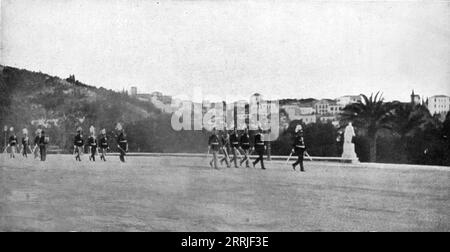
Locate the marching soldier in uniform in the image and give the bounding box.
[208,127,221,169]
[39,130,49,161]
[98,129,109,162]
[8,127,18,159]
[87,126,98,162]
[74,127,84,162]
[220,128,231,168]
[21,128,32,158]
[116,123,128,163]
[252,127,266,170]
[229,128,241,168]
[33,129,42,159]
[291,125,306,172]
[239,128,252,168]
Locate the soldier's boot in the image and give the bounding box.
[292,163,296,171]
[300,164,305,172]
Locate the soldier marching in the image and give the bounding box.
[99,129,109,162]
[74,127,84,162]
[87,126,98,162]
[291,125,307,172]
[239,128,252,168]
[229,128,241,168]
[21,128,32,158]
[208,127,221,169]
[116,123,128,163]
[252,127,266,170]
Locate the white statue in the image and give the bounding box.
[342,123,359,162]
[344,122,356,144]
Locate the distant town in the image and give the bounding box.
[129,86,450,129]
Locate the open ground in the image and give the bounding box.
[0,154,448,231]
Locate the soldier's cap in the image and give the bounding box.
[22,128,28,135]
[9,127,14,132]
[295,125,303,133]
[115,123,123,131]
[89,126,95,135]
[101,129,106,134]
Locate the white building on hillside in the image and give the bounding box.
[428,95,450,116]
[336,95,362,108]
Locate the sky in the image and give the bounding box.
[1,0,449,103]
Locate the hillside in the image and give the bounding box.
[0,65,163,152]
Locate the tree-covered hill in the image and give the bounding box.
[0,65,165,152]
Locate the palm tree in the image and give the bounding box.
[390,102,434,140]
[341,92,394,162]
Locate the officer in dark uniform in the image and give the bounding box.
[74,127,84,162]
[8,127,18,159]
[39,130,49,161]
[208,128,221,169]
[239,128,251,168]
[21,128,31,158]
[116,125,128,163]
[220,129,231,168]
[87,126,98,162]
[98,129,109,162]
[291,125,306,172]
[252,128,266,170]
[229,128,241,168]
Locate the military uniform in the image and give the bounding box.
[99,134,109,161]
[253,132,266,169]
[220,133,231,168]
[21,136,30,158]
[87,135,98,162]
[230,132,241,168]
[39,133,48,161]
[74,133,84,161]
[208,133,221,169]
[34,134,41,159]
[239,132,251,168]
[292,133,306,172]
[8,135,18,158]
[117,132,128,163]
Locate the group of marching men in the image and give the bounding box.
[73,124,128,163]
[3,127,49,161]
[208,124,308,172]
[3,123,129,163]
[4,122,307,170]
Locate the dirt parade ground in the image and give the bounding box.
[0,154,449,232]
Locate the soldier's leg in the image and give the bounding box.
[40,146,45,161]
[224,149,231,167]
[293,152,300,167]
[232,148,239,168]
[241,150,248,166]
[260,152,265,169]
[213,151,219,169]
[299,152,305,172]
[92,148,96,162]
[119,150,124,162]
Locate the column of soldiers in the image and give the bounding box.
[2,127,49,161]
[71,125,128,163]
[3,123,309,170]
[208,124,308,171]
[2,124,128,163]
[208,127,267,170]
